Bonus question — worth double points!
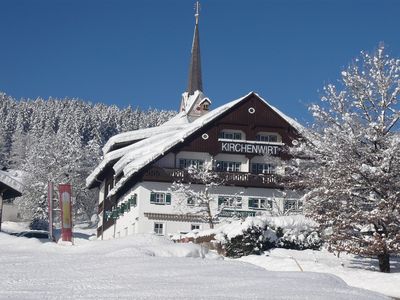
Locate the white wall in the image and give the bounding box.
[101,181,298,239]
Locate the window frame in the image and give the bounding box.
[150,192,172,205]
[218,196,242,209]
[154,222,164,235]
[255,133,279,142]
[219,130,243,140]
[248,197,273,210]
[283,199,303,213]
[215,161,241,172]
[191,224,201,231]
[251,163,276,175]
[179,158,205,170]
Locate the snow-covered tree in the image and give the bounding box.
[285,45,400,272]
[170,164,240,229]
[0,92,176,223]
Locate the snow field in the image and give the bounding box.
[0,226,390,300]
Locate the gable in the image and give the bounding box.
[174,93,299,156]
[96,92,302,196]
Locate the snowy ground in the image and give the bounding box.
[0,222,394,299]
[239,249,400,299]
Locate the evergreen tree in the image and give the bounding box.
[0,93,176,223]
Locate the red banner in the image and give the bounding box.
[47,182,54,241]
[59,184,72,242]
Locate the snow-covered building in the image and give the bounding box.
[86,3,303,239]
[0,167,23,230]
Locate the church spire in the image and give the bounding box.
[179,1,211,120]
[187,1,203,96]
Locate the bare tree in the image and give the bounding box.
[170,164,242,229]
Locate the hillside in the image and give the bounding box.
[0,92,176,221]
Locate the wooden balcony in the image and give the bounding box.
[142,167,280,188]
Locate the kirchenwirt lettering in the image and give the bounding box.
[221,142,280,155]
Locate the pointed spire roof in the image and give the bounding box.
[187,1,203,96]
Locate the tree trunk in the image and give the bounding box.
[378,252,390,273]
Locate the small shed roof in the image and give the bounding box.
[0,169,23,200]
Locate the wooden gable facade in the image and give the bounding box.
[176,93,298,156]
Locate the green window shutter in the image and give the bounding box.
[133,194,137,207]
[150,192,155,203]
[248,198,255,208]
[218,197,225,206]
[166,193,171,205]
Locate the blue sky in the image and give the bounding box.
[0,0,399,124]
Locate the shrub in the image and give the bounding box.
[224,225,277,258]
[29,218,49,231]
[276,228,321,250]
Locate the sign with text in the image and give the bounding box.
[59,184,72,242]
[219,209,256,218]
[221,141,281,155]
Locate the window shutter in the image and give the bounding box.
[218,197,225,206]
[150,192,155,203]
[249,198,255,208]
[166,193,171,205]
[133,194,137,207]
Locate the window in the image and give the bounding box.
[248,198,273,210]
[179,159,204,169]
[187,197,195,206]
[284,199,303,212]
[256,133,278,142]
[191,224,200,231]
[218,196,242,209]
[215,161,241,172]
[219,131,242,140]
[251,163,276,174]
[128,194,137,207]
[154,223,164,235]
[150,192,171,205]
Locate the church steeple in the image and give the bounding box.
[187,1,203,96]
[179,1,211,120]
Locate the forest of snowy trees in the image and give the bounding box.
[0,93,176,223]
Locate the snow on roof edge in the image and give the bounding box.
[0,170,23,194]
[108,93,251,197]
[253,92,305,133]
[102,119,187,155]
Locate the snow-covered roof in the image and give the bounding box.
[87,92,304,192]
[180,90,211,115]
[102,120,189,155]
[107,95,244,196]
[0,169,23,199]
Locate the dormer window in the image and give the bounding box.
[202,102,209,111]
[219,131,243,140]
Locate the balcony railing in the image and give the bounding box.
[142,167,279,188]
